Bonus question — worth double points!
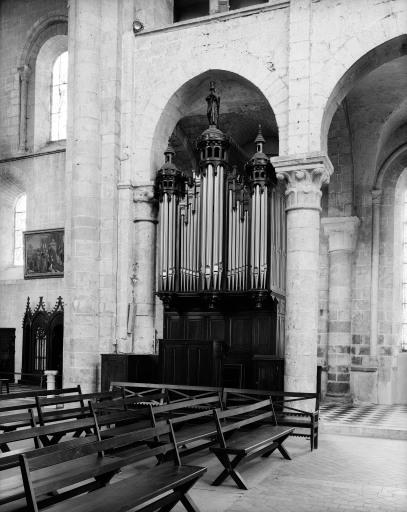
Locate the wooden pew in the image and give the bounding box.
[34,390,127,443]
[0,386,82,433]
[0,411,102,508]
[223,387,320,450]
[19,422,206,512]
[149,394,224,458]
[210,398,294,489]
[99,393,223,448]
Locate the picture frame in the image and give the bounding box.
[24,228,64,279]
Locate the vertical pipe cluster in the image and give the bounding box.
[199,162,225,290]
[179,175,200,291]
[155,142,185,292]
[269,183,286,293]
[227,167,249,290]
[245,126,276,291]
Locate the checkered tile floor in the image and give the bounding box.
[320,402,407,430]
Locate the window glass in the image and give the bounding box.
[50,51,68,141]
[14,194,26,266]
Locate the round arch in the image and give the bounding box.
[132,51,287,180]
[318,34,407,153]
[375,142,407,191]
[19,13,68,70]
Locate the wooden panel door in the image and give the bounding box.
[252,313,277,355]
[229,314,252,353]
[165,314,185,339]
[0,328,15,378]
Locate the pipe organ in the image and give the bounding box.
[155,83,286,389]
[155,94,286,302]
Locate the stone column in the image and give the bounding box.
[370,189,382,359]
[18,64,31,152]
[322,217,359,399]
[272,154,333,398]
[132,184,157,354]
[64,0,101,391]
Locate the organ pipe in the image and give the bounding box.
[155,84,285,300]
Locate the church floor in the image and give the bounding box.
[117,433,407,512]
[320,402,407,440]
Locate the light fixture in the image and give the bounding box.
[132,19,144,35]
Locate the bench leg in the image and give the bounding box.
[211,451,248,490]
[158,476,202,512]
[0,443,11,453]
[261,435,291,461]
[277,442,291,460]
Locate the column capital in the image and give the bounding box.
[322,216,360,253]
[271,153,333,211]
[18,64,31,81]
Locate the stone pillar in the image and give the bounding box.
[132,184,157,354]
[64,0,101,391]
[322,217,359,399]
[370,189,382,359]
[272,154,333,398]
[18,64,31,152]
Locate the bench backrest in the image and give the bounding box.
[35,389,124,425]
[111,381,222,403]
[0,385,82,414]
[223,387,320,412]
[214,398,276,447]
[0,408,100,471]
[19,421,180,512]
[150,393,222,417]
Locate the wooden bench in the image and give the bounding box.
[223,387,320,450]
[0,410,103,508]
[99,394,223,455]
[209,398,294,489]
[19,421,206,512]
[149,394,223,458]
[0,386,82,433]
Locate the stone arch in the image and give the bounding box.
[375,142,407,191]
[132,52,287,180]
[373,144,407,402]
[318,33,407,153]
[18,13,68,151]
[19,13,68,70]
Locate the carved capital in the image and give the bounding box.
[271,154,333,211]
[322,216,360,253]
[18,64,31,82]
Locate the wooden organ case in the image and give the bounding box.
[155,83,286,389]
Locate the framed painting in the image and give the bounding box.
[24,228,64,279]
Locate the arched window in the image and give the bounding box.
[402,189,407,351]
[50,51,68,141]
[14,194,26,266]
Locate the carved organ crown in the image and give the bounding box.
[155,83,286,304]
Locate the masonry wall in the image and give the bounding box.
[0,0,68,377]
